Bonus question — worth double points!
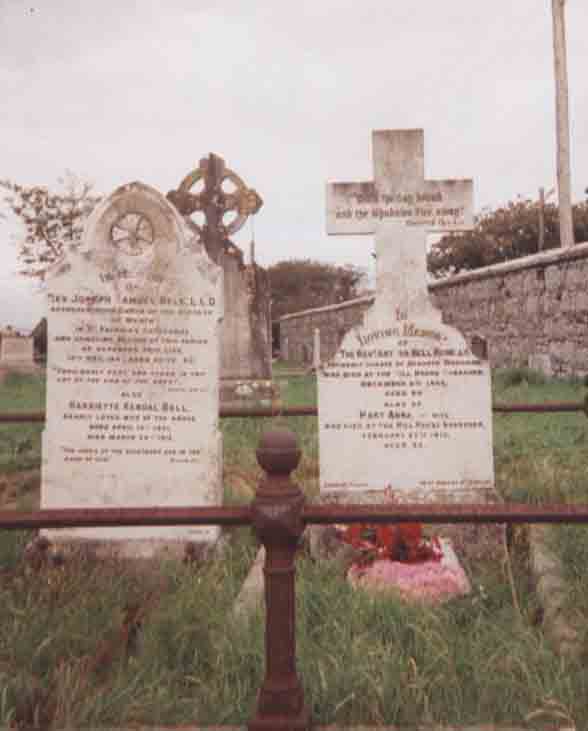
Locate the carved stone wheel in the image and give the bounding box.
[176,167,262,237]
[110,212,155,255]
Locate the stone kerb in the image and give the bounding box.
[41,181,224,558]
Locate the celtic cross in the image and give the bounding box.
[167,153,262,263]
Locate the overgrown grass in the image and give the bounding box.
[0,371,45,474]
[0,365,587,727]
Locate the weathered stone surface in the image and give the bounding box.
[166,153,271,386]
[232,546,265,619]
[41,182,223,555]
[220,249,271,382]
[281,240,588,378]
[528,525,582,661]
[0,334,35,365]
[327,129,473,233]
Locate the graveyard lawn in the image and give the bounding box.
[0,366,587,727]
[0,370,44,482]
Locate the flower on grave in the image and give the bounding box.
[335,486,443,569]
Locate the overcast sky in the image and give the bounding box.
[1,0,587,330]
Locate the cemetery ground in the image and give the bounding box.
[0,366,587,728]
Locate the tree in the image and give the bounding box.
[0,172,101,279]
[267,259,365,320]
[427,199,588,278]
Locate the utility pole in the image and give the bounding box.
[551,0,575,247]
[538,187,545,251]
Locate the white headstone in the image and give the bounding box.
[319,130,494,503]
[41,182,223,556]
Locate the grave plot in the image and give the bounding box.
[2,377,587,727]
[315,129,504,601]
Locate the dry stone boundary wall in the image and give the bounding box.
[280,241,588,377]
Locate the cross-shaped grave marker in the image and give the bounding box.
[327,129,473,319]
[319,129,495,505]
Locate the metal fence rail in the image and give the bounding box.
[1,427,588,729]
[0,398,587,423]
[3,501,588,531]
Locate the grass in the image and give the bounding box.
[0,364,587,727]
[0,371,45,475]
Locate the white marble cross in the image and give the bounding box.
[326,129,473,320]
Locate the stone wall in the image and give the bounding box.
[280,296,374,365]
[280,241,588,377]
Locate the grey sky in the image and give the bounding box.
[1,0,587,330]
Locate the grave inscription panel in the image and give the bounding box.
[327,129,473,235]
[42,182,223,551]
[319,231,494,503]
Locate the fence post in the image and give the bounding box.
[248,428,310,731]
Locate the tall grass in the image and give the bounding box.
[0,366,587,726]
[0,372,45,474]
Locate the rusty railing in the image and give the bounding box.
[0,395,587,423]
[2,427,588,729]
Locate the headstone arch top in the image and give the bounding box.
[84,181,185,253]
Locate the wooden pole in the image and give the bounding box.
[551,0,574,248]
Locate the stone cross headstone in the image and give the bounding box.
[41,182,223,557]
[167,154,272,394]
[319,129,494,504]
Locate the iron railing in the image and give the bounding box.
[0,396,587,423]
[1,426,588,729]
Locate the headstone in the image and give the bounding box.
[0,334,36,376]
[41,182,223,557]
[319,129,494,504]
[528,353,552,378]
[166,154,272,399]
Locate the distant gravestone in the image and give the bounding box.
[319,129,494,504]
[41,182,223,556]
[0,334,36,376]
[528,353,552,377]
[313,328,321,371]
